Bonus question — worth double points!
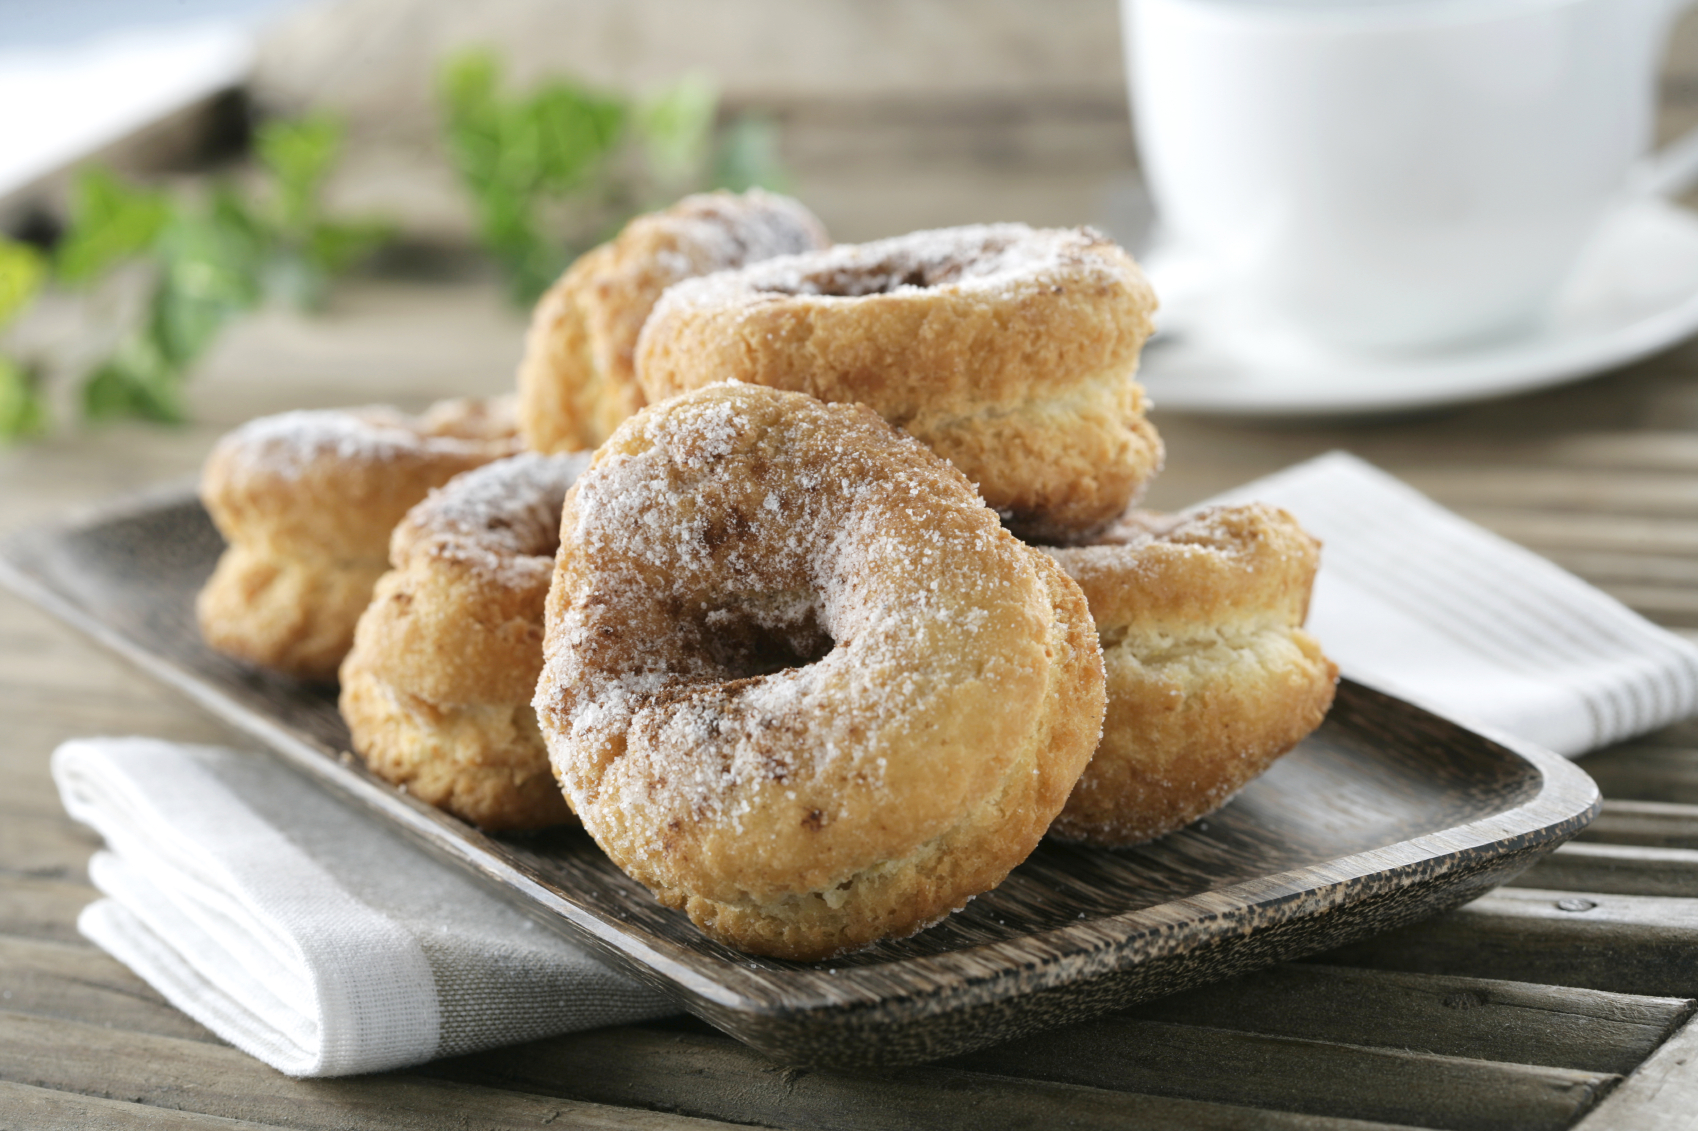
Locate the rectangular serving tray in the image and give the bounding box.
[0,485,1602,1067]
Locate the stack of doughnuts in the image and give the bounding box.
[194,187,1336,960]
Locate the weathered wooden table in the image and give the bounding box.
[5,257,1698,1129]
[23,0,1698,1085]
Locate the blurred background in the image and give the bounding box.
[2,0,1698,512]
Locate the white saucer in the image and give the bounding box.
[1136,198,1698,416]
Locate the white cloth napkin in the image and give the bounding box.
[51,737,677,1077]
[1209,451,1698,756]
[50,452,1698,1078]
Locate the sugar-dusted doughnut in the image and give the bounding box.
[534,383,1105,960]
[1042,504,1338,845]
[516,189,830,454]
[197,397,522,682]
[339,452,589,831]
[635,224,1162,542]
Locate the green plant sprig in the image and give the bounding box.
[439,51,789,305]
[0,113,391,440]
[0,238,48,439]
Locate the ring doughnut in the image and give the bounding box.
[339,452,589,831]
[196,397,521,681]
[534,383,1105,960]
[635,224,1161,541]
[516,189,830,454]
[1042,504,1338,845]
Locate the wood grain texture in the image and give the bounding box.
[1118,963,1691,1076]
[432,1023,1429,1131]
[948,1018,1617,1131]
[0,1011,738,1131]
[1314,888,1698,998]
[1515,842,1698,898]
[1574,1014,1698,1131]
[0,1081,286,1131]
[1580,800,1698,847]
[0,934,220,1043]
[0,875,96,945]
[0,491,1603,1067]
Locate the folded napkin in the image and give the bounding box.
[1209,451,1698,756]
[51,737,676,1077]
[51,452,1698,1078]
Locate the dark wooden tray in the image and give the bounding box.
[0,486,1601,1067]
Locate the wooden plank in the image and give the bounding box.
[1593,585,1698,626]
[0,808,98,885]
[0,934,216,1043]
[0,874,95,944]
[1574,1013,1698,1131]
[0,1080,284,1130]
[1531,550,1698,588]
[1399,467,1698,516]
[1120,962,1690,1075]
[1459,509,1698,556]
[1314,887,1698,998]
[1513,842,1698,899]
[947,1017,1616,1131]
[1580,747,1698,805]
[1580,800,1698,846]
[435,1024,1429,1131]
[0,1010,735,1131]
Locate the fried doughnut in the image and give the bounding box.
[516,189,830,453]
[635,224,1162,542]
[534,383,1105,960]
[1042,504,1338,845]
[339,452,589,831]
[197,397,522,682]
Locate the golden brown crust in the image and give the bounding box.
[516,190,830,453]
[534,383,1105,960]
[635,224,1162,540]
[339,453,589,831]
[196,398,522,681]
[1042,504,1339,846]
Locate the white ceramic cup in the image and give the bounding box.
[1125,0,1696,353]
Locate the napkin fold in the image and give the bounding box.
[51,452,1698,1078]
[51,737,676,1077]
[1210,452,1698,756]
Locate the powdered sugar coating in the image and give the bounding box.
[395,452,590,589]
[214,408,425,481]
[532,382,1105,959]
[653,223,1127,314]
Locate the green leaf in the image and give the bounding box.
[0,238,45,328]
[0,355,46,440]
[714,112,790,193]
[256,113,345,235]
[55,167,171,284]
[529,82,626,190]
[636,74,718,185]
[81,335,185,424]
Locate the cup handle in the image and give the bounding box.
[1637,0,1698,197]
